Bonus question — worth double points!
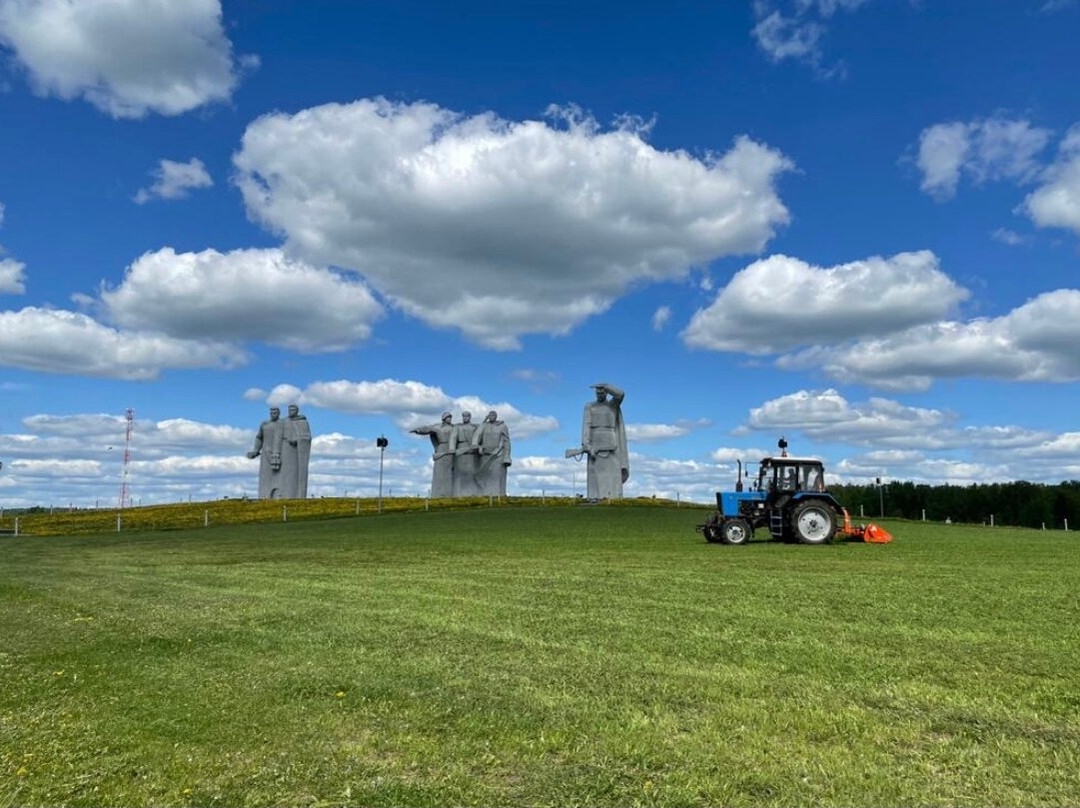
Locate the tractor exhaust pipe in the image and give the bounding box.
[735,460,743,492]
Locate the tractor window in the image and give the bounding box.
[776,466,798,492]
[796,465,824,491]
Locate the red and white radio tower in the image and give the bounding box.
[118,408,134,509]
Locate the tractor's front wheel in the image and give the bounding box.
[792,501,836,545]
[720,518,752,545]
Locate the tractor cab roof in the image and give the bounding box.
[759,456,823,465]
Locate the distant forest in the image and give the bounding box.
[831,480,1080,530]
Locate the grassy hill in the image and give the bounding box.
[2,507,1078,806]
[0,494,676,536]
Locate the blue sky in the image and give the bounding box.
[1,0,1079,507]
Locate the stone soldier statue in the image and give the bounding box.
[471,410,511,497]
[411,412,455,498]
[573,382,629,499]
[247,406,286,499]
[280,404,312,499]
[448,411,482,497]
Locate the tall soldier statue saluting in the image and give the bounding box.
[567,383,629,500]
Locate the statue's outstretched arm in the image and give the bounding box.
[247,426,264,458]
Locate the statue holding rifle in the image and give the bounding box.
[567,383,629,500]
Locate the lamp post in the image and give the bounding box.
[376,436,389,512]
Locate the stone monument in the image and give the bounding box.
[247,406,286,499]
[281,404,312,498]
[471,410,511,497]
[449,411,482,497]
[568,382,629,499]
[411,412,455,498]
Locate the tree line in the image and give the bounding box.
[830,480,1080,530]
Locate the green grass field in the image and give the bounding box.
[2,507,1078,806]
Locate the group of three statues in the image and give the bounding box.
[247,383,629,501]
[411,410,512,498]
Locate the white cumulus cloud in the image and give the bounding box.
[751,0,870,74]
[99,247,383,353]
[0,257,26,294]
[134,157,213,203]
[0,306,244,379]
[651,305,672,332]
[915,117,1052,200]
[1023,124,1080,236]
[0,0,251,118]
[682,250,967,353]
[746,388,955,447]
[233,98,793,349]
[625,423,691,442]
[780,289,1080,390]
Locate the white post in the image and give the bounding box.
[860,504,864,518]
[425,498,429,512]
[282,505,288,522]
[204,510,209,527]
[1066,518,1070,532]
[1042,522,1046,531]
[990,514,995,527]
[355,499,360,515]
[13,517,19,536]
[489,495,493,507]
[921,509,926,521]
[116,514,121,532]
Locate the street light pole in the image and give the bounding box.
[376,436,389,513]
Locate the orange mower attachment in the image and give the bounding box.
[841,509,893,543]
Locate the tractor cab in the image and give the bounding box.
[754,457,827,496]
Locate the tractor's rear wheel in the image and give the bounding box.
[792,501,836,545]
[720,518,752,545]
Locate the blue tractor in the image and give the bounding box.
[697,438,859,546]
